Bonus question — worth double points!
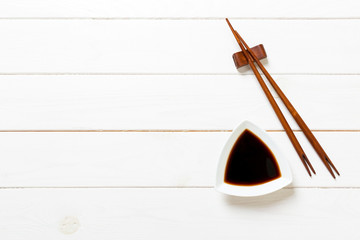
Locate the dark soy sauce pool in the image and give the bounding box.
[224,129,281,186]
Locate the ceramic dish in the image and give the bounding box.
[215,120,292,197]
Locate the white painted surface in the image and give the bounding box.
[0,1,358,239]
[0,132,356,187]
[0,20,359,74]
[0,188,359,240]
[0,0,359,18]
[0,75,358,130]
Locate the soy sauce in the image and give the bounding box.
[224,130,281,186]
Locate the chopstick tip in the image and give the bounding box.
[330,172,336,179]
[302,154,316,175]
[325,156,340,176]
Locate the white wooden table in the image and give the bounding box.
[0,1,359,239]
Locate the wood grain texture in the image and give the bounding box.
[0,20,359,74]
[0,1,358,239]
[0,132,357,187]
[0,0,359,18]
[0,75,358,130]
[0,188,359,239]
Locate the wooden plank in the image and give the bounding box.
[0,75,358,130]
[0,188,358,239]
[0,20,359,74]
[0,132,357,187]
[0,0,359,18]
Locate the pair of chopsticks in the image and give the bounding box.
[226,19,339,178]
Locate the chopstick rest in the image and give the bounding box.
[232,44,267,68]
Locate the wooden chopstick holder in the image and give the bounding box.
[233,44,267,68]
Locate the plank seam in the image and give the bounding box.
[0,130,358,133]
[0,186,358,189]
[0,73,359,76]
[0,17,359,20]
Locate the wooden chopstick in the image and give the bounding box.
[225,18,316,177]
[231,29,340,179]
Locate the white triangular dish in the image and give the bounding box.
[215,120,292,197]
